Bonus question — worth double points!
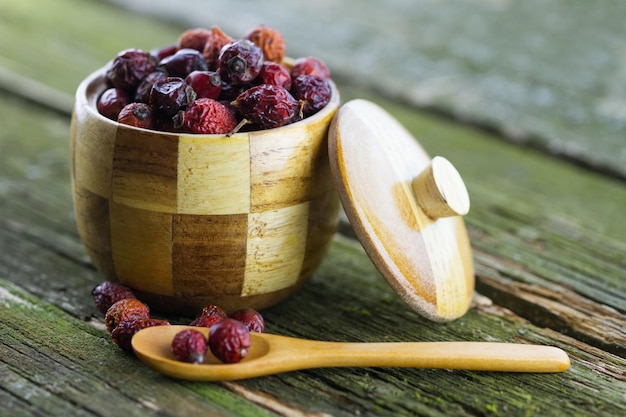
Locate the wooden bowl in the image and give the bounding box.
[70,68,341,315]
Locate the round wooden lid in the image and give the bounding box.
[328,99,474,322]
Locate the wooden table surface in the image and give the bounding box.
[1,1,625,416]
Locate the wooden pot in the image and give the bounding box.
[70,68,341,315]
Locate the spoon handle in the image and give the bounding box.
[286,340,570,373]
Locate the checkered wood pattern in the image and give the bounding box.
[70,71,340,314]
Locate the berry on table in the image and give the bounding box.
[117,103,155,130]
[291,75,332,117]
[189,304,228,327]
[157,48,208,78]
[257,61,292,90]
[171,328,208,363]
[230,309,265,333]
[92,281,135,314]
[245,25,286,63]
[104,298,150,333]
[177,98,238,134]
[149,77,197,119]
[111,318,170,352]
[185,70,221,100]
[97,88,130,120]
[291,56,331,80]
[209,319,251,363]
[232,84,300,130]
[218,40,264,85]
[106,48,157,91]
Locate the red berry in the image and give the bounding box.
[209,319,251,363]
[134,71,167,103]
[178,98,238,134]
[171,328,208,363]
[150,44,178,62]
[245,25,286,63]
[189,304,228,327]
[97,88,130,120]
[117,103,155,130]
[219,40,264,85]
[230,309,265,333]
[185,70,221,99]
[111,319,170,352]
[106,48,156,91]
[149,77,197,118]
[177,28,212,52]
[202,26,234,70]
[92,281,135,314]
[291,56,331,79]
[257,61,292,90]
[291,75,331,117]
[104,298,150,333]
[158,48,208,78]
[232,84,299,130]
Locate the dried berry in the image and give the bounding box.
[232,84,299,130]
[171,328,208,363]
[158,48,208,78]
[177,28,212,52]
[291,56,331,80]
[150,44,178,62]
[92,281,135,314]
[218,40,264,85]
[230,309,265,333]
[185,70,221,100]
[104,298,150,333]
[106,48,156,91]
[97,88,130,120]
[209,319,251,363]
[245,25,286,63]
[291,75,331,117]
[149,77,197,118]
[178,98,238,134]
[134,71,167,103]
[117,102,155,129]
[190,304,228,327]
[111,319,170,352]
[202,26,234,69]
[257,61,292,90]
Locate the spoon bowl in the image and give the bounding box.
[132,325,570,381]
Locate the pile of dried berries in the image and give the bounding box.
[98,25,332,134]
[92,281,265,364]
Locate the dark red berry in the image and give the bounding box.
[150,44,178,62]
[190,304,228,327]
[117,103,155,130]
[291,75,331,117]
[291,56,331,80]
[245,25,286,63]
[134,71,167,103]
[104,298,150,333]
[202,26,234,70]
[97,88,130,120]
[92,281,135,314]
[158,48,208,78]
[230,309,265,333]
[111,319,170,352]
[106,48,157,91]
[218,40,264,85]
[257,61,292,90]
[232,84,299,130]
[178,28,212,52]
[178,98,238,134]
[171,328,208,363]
[209,319,251,363]
[185,70,221,99]
[150,77,197,118]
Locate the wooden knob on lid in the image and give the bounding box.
[412,156,470,219]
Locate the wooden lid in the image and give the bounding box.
[328,99,474,322]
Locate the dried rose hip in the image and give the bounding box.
[230,309,265,333]
[190,304,228,327]
[291,75,331,117]
[150,44,178,62]
[178,98,237,134]
[92,281,135,314]
[185,70,221,99]
[232,84,299,130]
[172,328,208,363]
[104,298,150,333]
[117,103,155,130]
[97,88,130,120]
[158,48,208,78]
[218,40,264,85]
[106,48,157,91]
[111,318,170,352]
[257,61,292,90]
[209,319,251,363]
[291,56,331,80]
[245,25,286,63]
[177,28,212,52]
[149,76,197,118]
[202,26,234,70]
[134,71,167,103]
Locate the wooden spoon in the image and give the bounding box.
[132,325,570,381]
